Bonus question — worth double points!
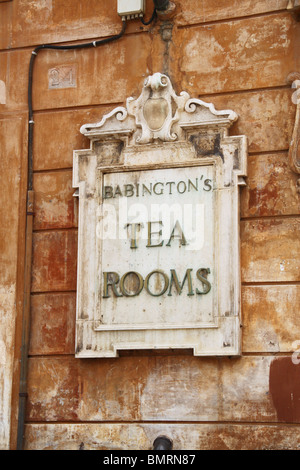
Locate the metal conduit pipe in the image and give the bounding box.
[153,0,170,11]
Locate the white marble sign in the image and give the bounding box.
[73,73,247,357]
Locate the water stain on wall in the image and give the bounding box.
[269,357,300,423]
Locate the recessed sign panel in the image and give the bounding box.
[97,166,215,330]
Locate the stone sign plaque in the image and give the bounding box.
[73,73,247,357]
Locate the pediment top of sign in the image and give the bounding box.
[80,73,238,144]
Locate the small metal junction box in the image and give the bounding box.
[117,0,145,19]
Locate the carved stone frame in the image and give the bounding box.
[73,73,247,358]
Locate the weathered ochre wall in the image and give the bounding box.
[1,0,300,450]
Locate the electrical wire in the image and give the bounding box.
[140,7,157,25]
[19,2,163,452]
[27,19,127,190]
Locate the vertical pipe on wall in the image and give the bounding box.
[153,0,170,11]
[16,190,34,450]
[15,19,127,450]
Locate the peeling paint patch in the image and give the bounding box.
[269,357,300,423]
[0,81,6,104]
